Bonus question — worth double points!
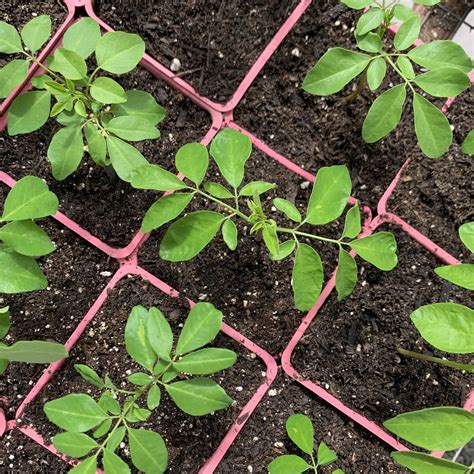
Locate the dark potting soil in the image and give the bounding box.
[97,0,298,103]
[0,428,68,473]
[292,229,473,426]
[0,67,211,248]
[139,148,348,356]
[389,92,474,260]
[217,375,403,473]
[22,277,265,473]
[233,1,426,209]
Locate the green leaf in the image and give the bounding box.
[174,348,237,375]
[125,305,156,371]
[74,364,104,388]
[7,91,51,135]
[355,32,382,53]
[147,384,161,410]
[49,48,87,80]
[336,248,358,301]
[393,4,418,22]
[286,413,314,454]
[166,378,232,415]
[97,391,120,416]
[410,302,474,353]
[356,8,384,36]
[110,90,165,125]
[176,302,223,355]
[48,126,84,180]
[0,60,29,99]
[103,449,130,474]
[0,307,10,340]
[268,455,312,474]
[461,131,474,155]
[435,264,474,290]
[107,426,126,452]
[342,204,361,239]
[44,394,108,432]
[306,165,352,225]
[413,92,452,158]
[414,67,470,97]
[203,182,234,199]
[107,116,160,141]
[141,193,193,233]
[175,142,209,185]
[274,198,301,222]
[21,15,51,52]
[340,0,372,8]
[52,432,98,457]
[128,372,152,386]
[147,307,173,361]
[128,428,167,473]
[161,366,178,383]
[0,358,7,375]
[0,21,22,53]
[130,163,185,191]
[391,452,467,473]
[56,109,82,127]
[262,224,280,256]
[367,57,386,91]
[84,123,107,166]
[350,232,397,271]
[384,407,474,451]
[31,74,51,89]
[292,243,323,311]
[93,417,112,439]
[0,220,54,257]
[160,211,225,262]
[210,128,252,188]
[303,48,370,96]
[240,181,276,196]
[408,40,472,73]
[396,56,415,80]
[62,18,101,58]
[459,222,474,252]
[0,340,67,363]
[318,442,338,466]
[74,100,87,118]
[362,84,406,143]
[106,136,149,182]
[270,240,296,261]
[394,15,421,50]
[90,77,127,104]
[222,219,238,251]
[69,456,98,474]
[0,245,47,293]
[96,32,145,74]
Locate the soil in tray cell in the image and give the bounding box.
[217,375,402,473]
[0,428,68,473]
[292,229,473,426]
[0,182,117,418]
[233,0,423,208]
[389,93,474,260]
[21,277,265,473]
[139,149,347,356]
[98,0,298,104]
[0,68,211,248]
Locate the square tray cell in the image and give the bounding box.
[96,0,298,104]
[291,229,473,426]
[20,276,267,472]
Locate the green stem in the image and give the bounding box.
[383,53,417,95]
[398,349,474,373]
[22,51,63,82]
[277,227,348,247]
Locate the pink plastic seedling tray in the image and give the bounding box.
[1,0,472,471]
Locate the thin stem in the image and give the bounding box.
[277,227,348,247]
[383,53,417,95]
[22,51,63,82]
[398,348,474,373]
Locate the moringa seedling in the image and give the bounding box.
[133,127,398,311]
[303,0,472,158]
[44,302,236,473]
[0,176,59,293]
[268,413,344,473]
[0,306,68,375]
[0,16,165,181]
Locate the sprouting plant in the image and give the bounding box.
[0,176,59,293]
[303,0,472,158]
[0,16,165,181]
[133,127,398,311]
[44,303,236,473]
[384,406,474,472]
[268,414,343,473]
[0,306,68,375]
[398,222,474,373]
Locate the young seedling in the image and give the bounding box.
[1,17,165,181]
[268,413,343,473]
[398,222,474,372]
[303,1,472,158]
[384,406,474,473]
[0,176,59,293]
[44,302,236,473]
[133,127,398,311]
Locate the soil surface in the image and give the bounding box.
[22,277,265,473]
[0,67,211,248]
[98,0,298,103]
[217,374,404,473]
[292,229,473,426]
